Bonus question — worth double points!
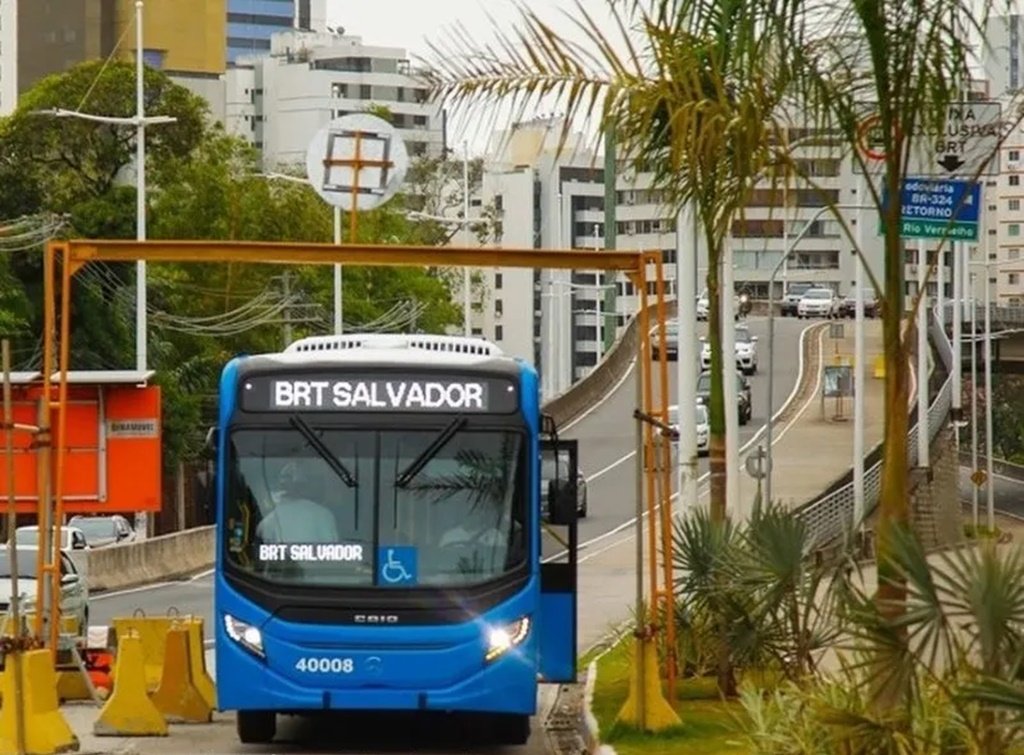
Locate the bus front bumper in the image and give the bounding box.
[215,625,539,716]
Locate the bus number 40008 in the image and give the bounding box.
[295,657,355,673]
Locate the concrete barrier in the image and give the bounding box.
[543,299,679,427]
[86,299,682,590]
[86,526,214,593]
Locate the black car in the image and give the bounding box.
[541,456,587,519]
[836,288,880,318]
[695,369,752,425]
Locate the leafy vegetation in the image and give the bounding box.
[0,60,479,472]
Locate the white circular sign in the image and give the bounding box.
[304,113,409,211]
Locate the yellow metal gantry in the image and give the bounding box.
[38,238,679,709]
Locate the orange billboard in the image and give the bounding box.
[0,371,162,513]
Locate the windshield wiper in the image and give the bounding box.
[288,414,358,488]
[395,416,467,488]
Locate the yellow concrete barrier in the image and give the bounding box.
[93,633,168,737]
[182,617,216,710]
[0,649,80,754]
[112,616,174,692]
[873,354,885,378]
[151,625,213,724]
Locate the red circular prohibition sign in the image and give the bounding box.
[856,114,887,161]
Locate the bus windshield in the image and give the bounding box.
[224,426,526,589]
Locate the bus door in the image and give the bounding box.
[538,437,578,683]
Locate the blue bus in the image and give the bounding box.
[209,334,579,745]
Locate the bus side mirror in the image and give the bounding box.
[547,479,576,525]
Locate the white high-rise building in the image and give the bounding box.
[982,13,1023,97]
[295,0,329,33]
[471,117,952,395]
[0,0,16,116]
[225,30,446,169]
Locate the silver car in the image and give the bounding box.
[0,545,89,636]
[700,326,759,375]
[67,514,136,548]
[797,288,839,318]
[666,403,709,456]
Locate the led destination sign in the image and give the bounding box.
[240,373,519,413]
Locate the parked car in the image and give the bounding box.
[650,319,679,360]
[700,326,759,375]
[541,455,588,519]
[695,369,752,425]
[67,514,136,548]
[780,282,814,316]
[0,545,89,635]
[666,403,709,456]
[696,289,741,321]
[797,288,840,318]
[836,288,880,318]
[15,525,90,578]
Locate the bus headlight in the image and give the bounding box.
[224,614,265,658]
[485,616,531,663]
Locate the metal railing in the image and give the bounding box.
[940,302,1024,330]
[794,308,955,550]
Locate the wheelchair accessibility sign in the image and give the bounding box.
[378,546,417,586]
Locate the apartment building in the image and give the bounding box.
[983,122,1024,305]
[16,0,226,111]
[0,0,14,115]
[982,13,1022,97]
[225,30,445,168]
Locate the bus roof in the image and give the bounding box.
[253,334,511,369]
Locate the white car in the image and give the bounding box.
[699,327,759,375]
[68,514,136,548]
[0,545,89,636]
[797,288,839,318]
[666,403,710,456]
[15,525,90,577]
[696,289,740,322]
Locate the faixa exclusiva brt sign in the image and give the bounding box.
[239,373,520,414]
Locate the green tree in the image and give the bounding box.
[7,60,207,207]
[422,0,788,530]
[754,0,1018,716]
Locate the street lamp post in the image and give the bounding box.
[261,172,344,334]
[968,258,1008,533]
[462,139,472,338]
[405,208,486,338]
[33,1,177,372]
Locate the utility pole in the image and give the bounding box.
[603,128,618,352]
[282,271,293,348]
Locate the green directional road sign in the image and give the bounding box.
[893,218,979,240]
[879,178,980,241]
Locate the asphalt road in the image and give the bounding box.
[87,315,809,753]
[551,315,809,550]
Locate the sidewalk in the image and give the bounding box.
[748,319,887,510]
[576,320,886,653]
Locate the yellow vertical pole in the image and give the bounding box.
[651,253,677,701]
[35,245,56,643]
[4,338,28,755]
[49,249,73,653]
[349,130,362,244]
[637,269,658,622]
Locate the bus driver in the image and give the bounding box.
[256,461,340,545]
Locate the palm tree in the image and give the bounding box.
[422,0,791,523]
[755,0,1019,714]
